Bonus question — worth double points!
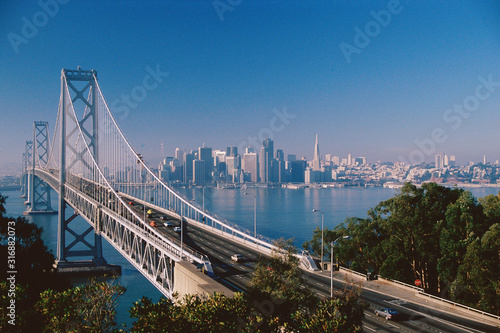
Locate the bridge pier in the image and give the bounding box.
[54,205,121,276]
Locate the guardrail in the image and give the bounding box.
[339,265,500,321]
[417,291,500,321]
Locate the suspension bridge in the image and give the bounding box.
[20,67,318,299]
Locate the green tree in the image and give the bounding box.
[293,287,367,332]
[249,238,317,332]
[370,183,463,291]
[36,278,125,332]
[438,191,486,291]
[129,293,258,333]
[450,223,500,314]
[0,193,70,331]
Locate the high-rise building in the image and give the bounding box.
[243,152,258,183]
[225,155,240,181]
[175,148,184,161]
[198,146,213,181]
[193,159,206,184]
[312,134,321,171]
[245,145,254,154]
[483,155,487,164]
[290,160,306,183]
[226,146,238,157]
[276,149,284,161]
[435,152,445,169]
[183,152,194,183]
[259,139,274,182]
[287,154,296,162]
[347,153,352,166]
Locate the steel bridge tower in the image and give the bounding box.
[55,67,109,270]
[24,122,56,215]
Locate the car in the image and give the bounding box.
[163,221,173,227]
[231,254,244,262]
[374,308,399,320]
[173,227,181,232]
[149,221,157,227]
[128,201,134,205]
[160,215,169,220]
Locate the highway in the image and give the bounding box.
[133,199,499,333]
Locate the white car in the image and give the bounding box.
[173,227,181,232]
[231,254,244,262]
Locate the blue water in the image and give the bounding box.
[2,186,499,327]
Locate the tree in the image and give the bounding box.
[369,183,463,291]
[438,191,486,291]
[293,287,367,332]
[36,277,125,332]
[249,238,317,332]
[129,293,257,333]
[0,193,70,331]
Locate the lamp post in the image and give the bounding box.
[312,209,324,269]
[330,235,350,297]
[244,192,257,237]
[181,198,195,259]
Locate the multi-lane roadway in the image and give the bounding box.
[132,199,499,333]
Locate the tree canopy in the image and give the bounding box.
[304,184,500,315]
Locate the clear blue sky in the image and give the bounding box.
[1,0,499,173]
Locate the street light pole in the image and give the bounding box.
[180,216,183,259]
[312,209,324,269]
[244,192,257,237]
[330,241,334,298]
[331,235,350,297]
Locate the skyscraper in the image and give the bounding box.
[259,138,274,182]
[193,159,206,184]
[183,152,194,183]
[175,148,184,161]
[226,146,238,157]
[243,152,258,183]
[312,134,321,171]
[198,146,213,181]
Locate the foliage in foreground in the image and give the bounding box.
[0,193,70,332]
[36,278,126,333]
[129,238,367,333]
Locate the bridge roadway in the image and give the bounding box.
[134,199,499,333]
[34,170,497,332]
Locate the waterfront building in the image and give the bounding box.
[183,152,195,183]
[199,146,213,181]
[243,152,258,183]
[193,159,206,184]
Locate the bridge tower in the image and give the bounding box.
[21,141,32,200]
[24,122,56,215]
[55,67,109,270]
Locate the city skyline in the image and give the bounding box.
[1,1,500,173]
[153,134,499,188]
